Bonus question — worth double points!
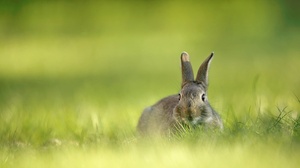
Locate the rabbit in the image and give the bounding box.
[137,52,223,135]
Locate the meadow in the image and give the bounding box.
[0,1,300,167]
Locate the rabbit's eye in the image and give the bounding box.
[178,93,181,101]
[201,94,206,102]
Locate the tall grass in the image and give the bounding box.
[0,45,299,167]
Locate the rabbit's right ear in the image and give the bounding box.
[196,52,214,89]
[181,52,194,87]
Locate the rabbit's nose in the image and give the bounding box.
[187,109,193,121]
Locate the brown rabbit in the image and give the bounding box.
[137,52,223,135]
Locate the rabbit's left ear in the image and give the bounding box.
[196,52,214,88]
[181,52,194,87]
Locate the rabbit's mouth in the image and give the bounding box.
[181,115,214,127]
[180,116,204,126]
[192,116,214,125]
[191,116,202,125]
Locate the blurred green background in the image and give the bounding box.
[1,0,299,105]
[0,0,300,167]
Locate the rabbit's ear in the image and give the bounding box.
[196,52,214,88]
[181,52,194,87]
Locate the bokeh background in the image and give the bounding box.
[1,0,299,77]
[0,0,300,167]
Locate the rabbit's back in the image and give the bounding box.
[137,95,178,135]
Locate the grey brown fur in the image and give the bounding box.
[137,52,223,135]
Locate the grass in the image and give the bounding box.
[1,109,300,168]
[0,44,299,167]
[1,1,300,167]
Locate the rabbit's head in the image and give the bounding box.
[173,52,223,129]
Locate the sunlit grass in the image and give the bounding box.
[1,35,300,167]
[0,54,299,167]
